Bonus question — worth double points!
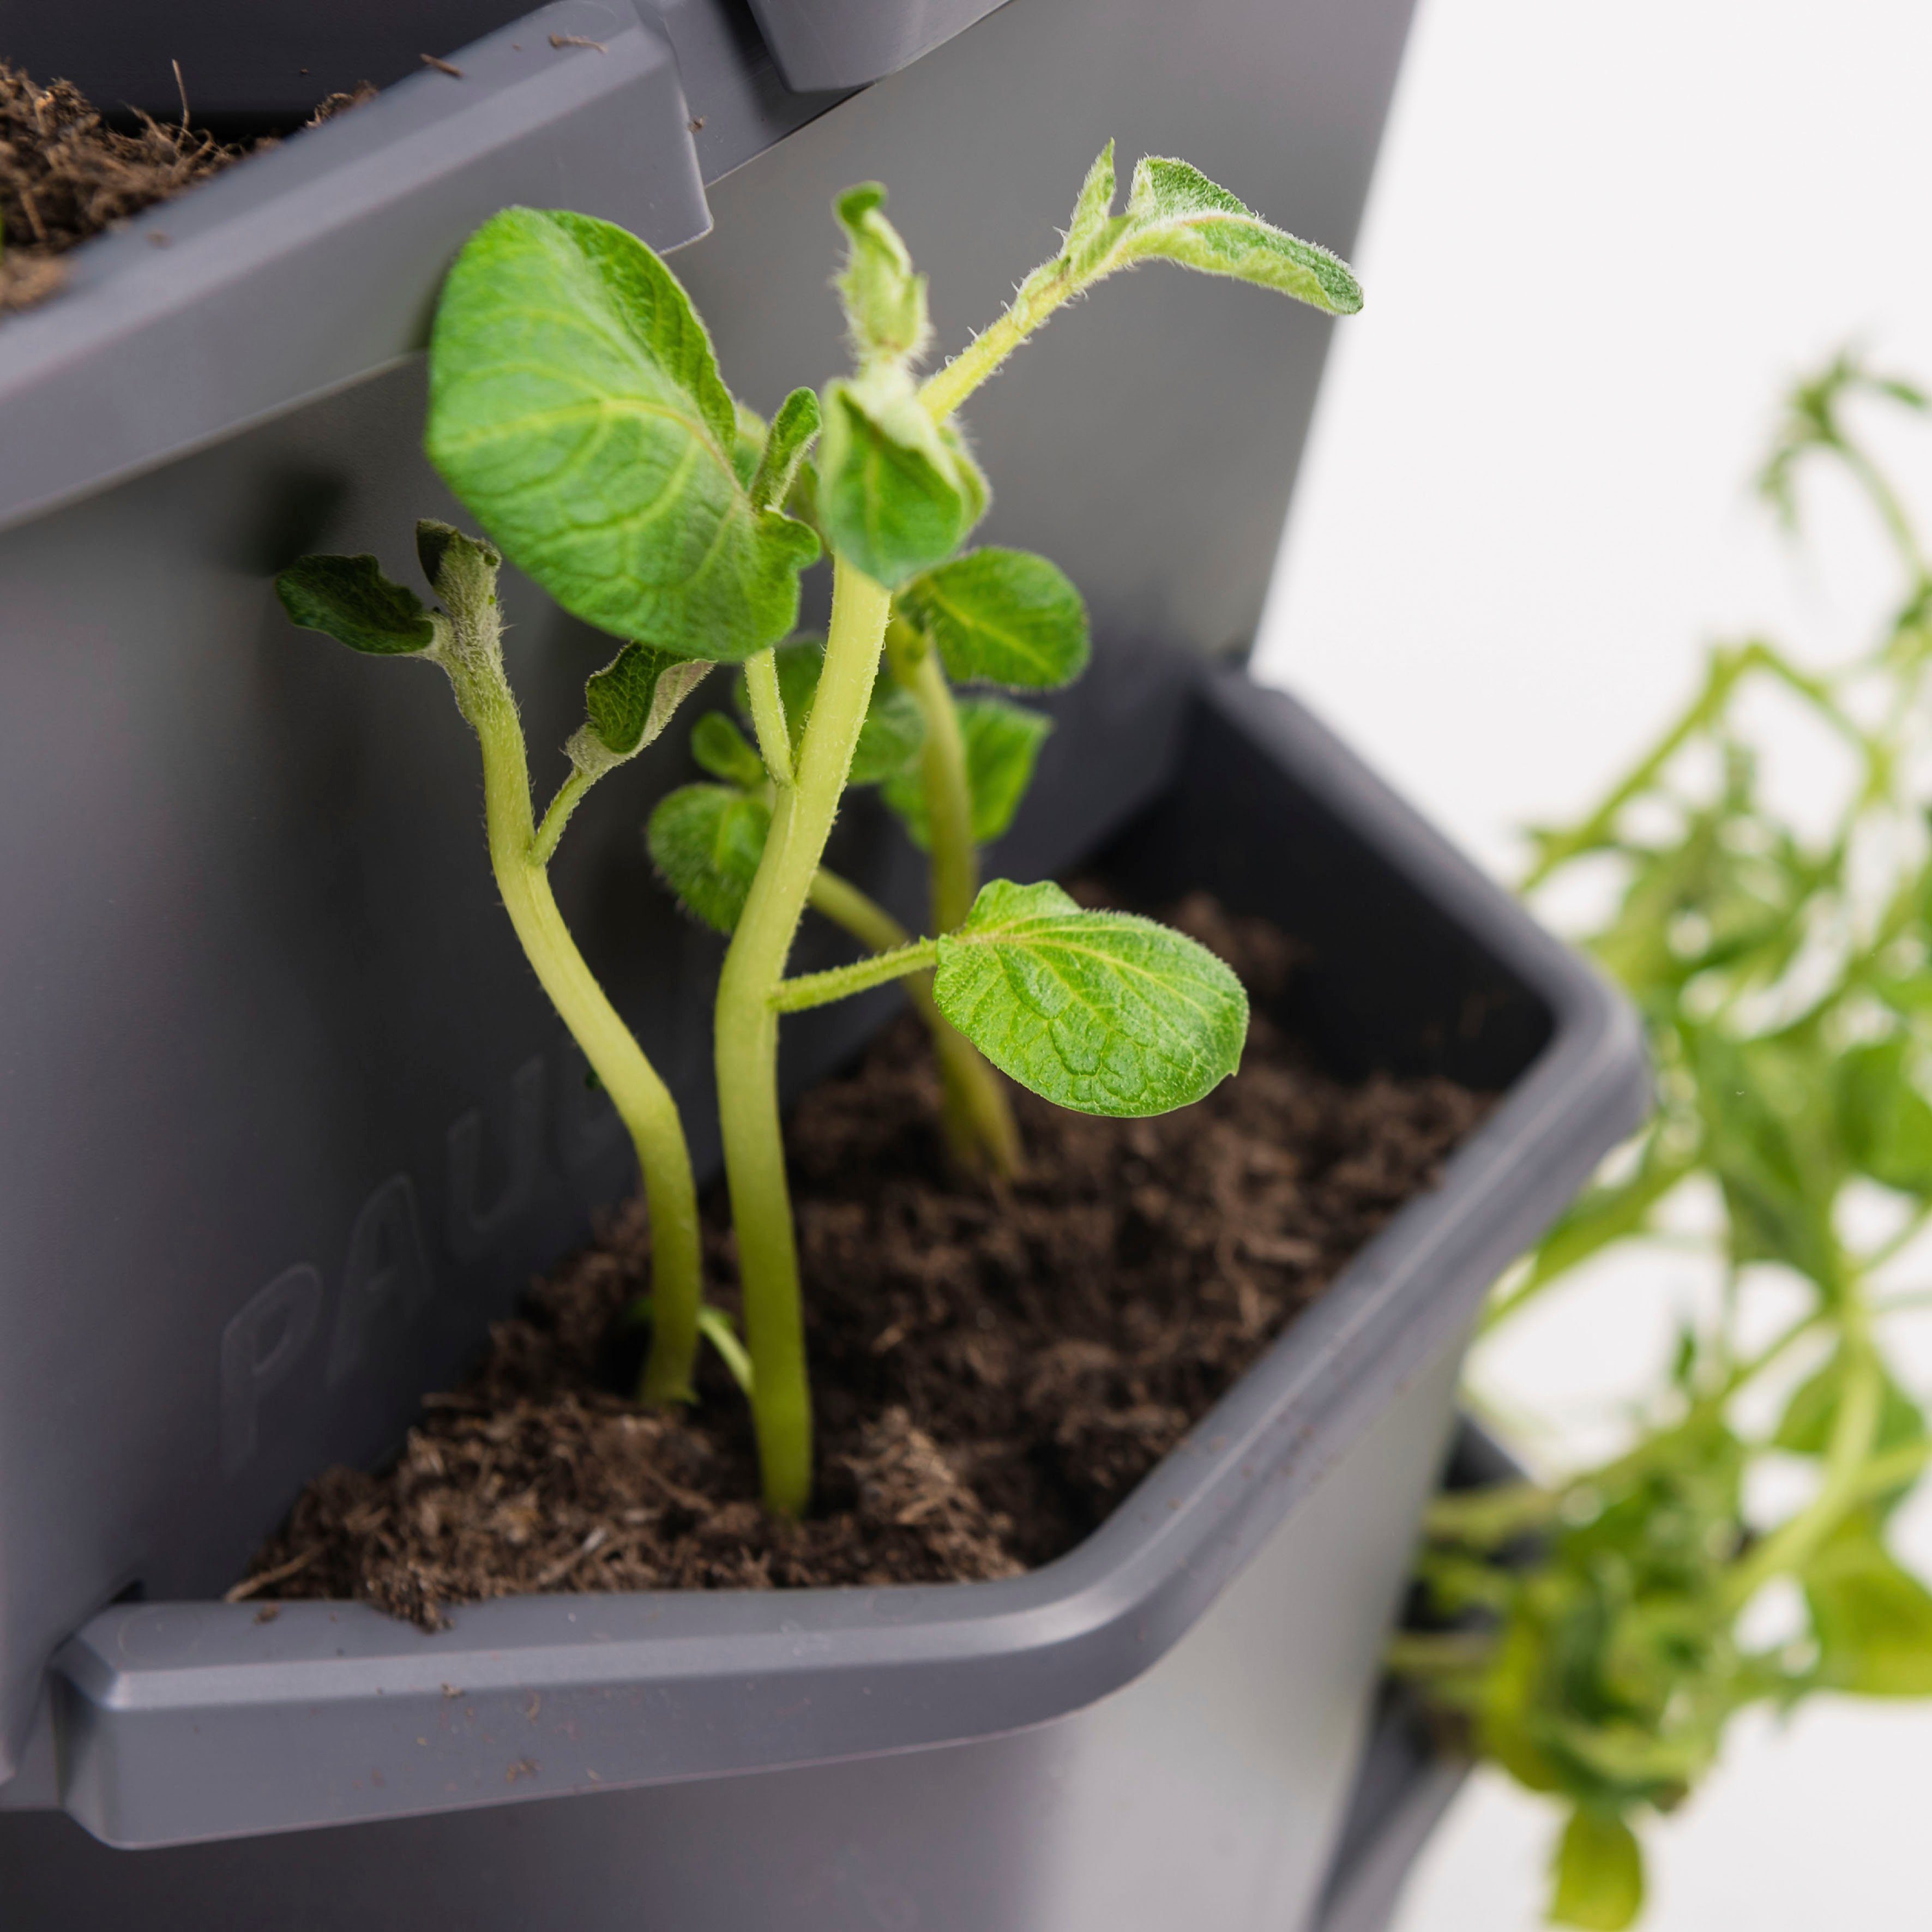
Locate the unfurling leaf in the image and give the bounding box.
[1803,1514,1932,1696]
[833,183,930,368]
[425,208,818,661]
[883,697,1051,848]
[567,643,712,780]
[690,711,767,790]
[1061,140,1121,273]
[736,636,925,784]
[898,549,1090,689]
[275,555,437,656]
[647,784,771,934]
[816,376,989,588]
[1550,1809,1644,1931]
[749,387,823,513]
[931,879,1247,1116]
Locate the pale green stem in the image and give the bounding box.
[449,660,703,1406]
[883,621,1023,1175]
[743,647,794,787]
[714,559,894,1516]
[532,766,592,867]
[773,937,938,1012]
[918,263,1085,424]
[697,1306,755,1395]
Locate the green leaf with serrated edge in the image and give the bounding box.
[931,879,1247,1117]
[883,697,1050,848]
[749,388,822,513]
[565,643,712,783]
[425,208,819,661]
[275,555,436,655]
[734,636,925,784]
[690,711,765,789]
[1117,158,1363,312]
[647,784,771,934]
[834,183,930,368]
[1803,1514,1932,1695]
[816,375,989,588]
[1550,1810,1644,1931]
[898,549,1091,690]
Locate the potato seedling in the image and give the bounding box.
[281,145,1363,1517]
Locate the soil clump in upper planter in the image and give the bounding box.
[239,894,1491,1627]
[0,63,371,314]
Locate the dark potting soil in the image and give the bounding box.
[0,63,372,314]
[238,895,1491,1627]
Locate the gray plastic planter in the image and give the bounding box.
[0,0,1630,1921]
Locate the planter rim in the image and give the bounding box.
[41,667,1650,1847]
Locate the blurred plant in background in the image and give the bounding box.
[1393,355,1932,1929]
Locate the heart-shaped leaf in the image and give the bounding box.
[736,636,925,784]
[647,783,772,934]
[275,555,436,656]
[690,710,766,789]
[425,208,819,662]
[883,697,1050,848]
[898,549,1090,689]
[567,643,712,780]
[816,375,989,588]
[931,879,1247,1116]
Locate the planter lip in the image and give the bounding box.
[0,0,848,543]
[44,670,1650,1847]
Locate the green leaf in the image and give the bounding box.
[1061,140,1122,272]
[275,555,436,655]
[425,207,818,661]
[647,784,771,934]
[689,711,766,789]
[898,549,1091,690]
[1836,1036,1932,1196]
[567,643,712,779]
[749,387,822,513]
[735,636,925,785]
[816,375,989,589]
[1803,1514,1932,1696]
[931,879,1248,1116]
[1550,1809,1644,1931]
[883,697,1051,848]
[834,183,930,368]
[1117,157,1364,314]
[1774,1349,1925,1461]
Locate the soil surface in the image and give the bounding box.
[0,64,371,314]
[238,896,1490,1627]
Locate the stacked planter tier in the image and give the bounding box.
[0,1,1641,1925]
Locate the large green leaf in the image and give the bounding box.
[898,549,1090,690]
[425,208,818,661]
[647,784,771,934]
[275,555,436,655]
[735,636,924,785]
[1803,1515,1932,1696]
[883,697,1050,848]
[568,643,712,780]
[1835,1036,1932,1196]
[931,879,1247,1116]
[816,375,988,588]
[1550,1809,1644,1931]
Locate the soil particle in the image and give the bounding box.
[0,62,257,313]
[243,896,1490,1626]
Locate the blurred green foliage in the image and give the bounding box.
[1394,354,1932,1927]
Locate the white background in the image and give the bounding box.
[1248,2,1932,1924]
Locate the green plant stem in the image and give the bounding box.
[919,261,1085,425]
[532,767,592,866]
[883,621,1024,1175]
[808,869,1021,1167]
[743,646,795,786]
[450,660,703,1405]
[714,558,894,1515]
[773,937,938,1011]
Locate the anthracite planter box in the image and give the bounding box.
[0,0,1637,1923]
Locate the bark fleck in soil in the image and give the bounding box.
[240,896,1490,1626]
